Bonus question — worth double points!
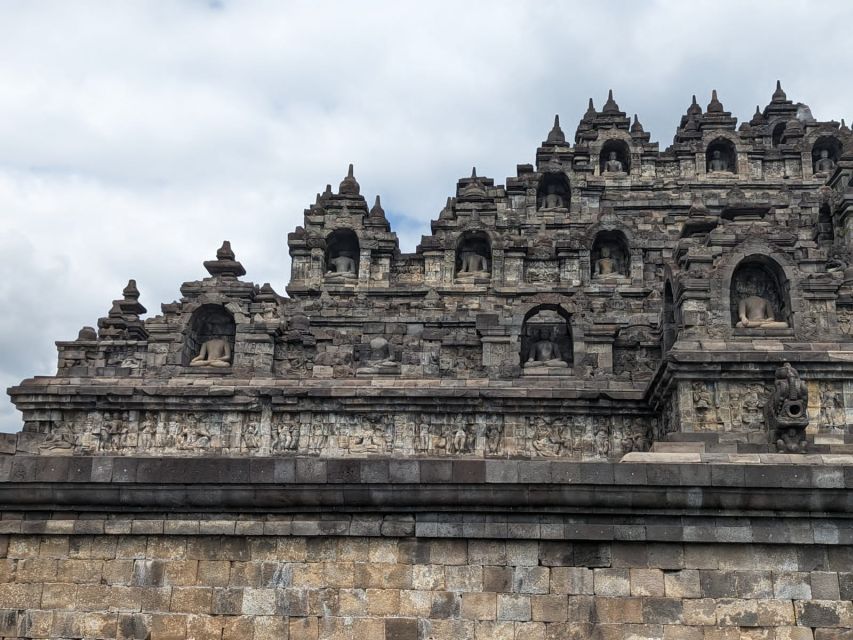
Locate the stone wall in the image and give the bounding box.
[2,533,851,639]
[0,455,852,638]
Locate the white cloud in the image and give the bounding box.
[1,0,851,430]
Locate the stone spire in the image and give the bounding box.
[687,95,702,117]
[338,163,361,196]
[584,98,596,120]
[369,195,385,218]
[750,105,765,126]
[204,241,246,278]
[602,89,620,114]
[366,195,390,230]
[630,114,644,134]
[772,80,787,103]
[97,279,148,340]
[707,90,724,114]
[545,114,566,144]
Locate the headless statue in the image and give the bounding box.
[708,150,730,172]
[458,250,489,275]
[814,149,836,174]
[190,337,232,367]
[736,295,788,329]
[327,254,357,277]
[595,245,617,277]
[357,337,399,374]
[524,328,568,368]
[604,151,624,173]
[542,185,565,209]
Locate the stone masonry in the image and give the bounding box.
[3,84,853,637]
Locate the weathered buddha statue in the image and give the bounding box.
[541,185,565,210]
[457,251,490,277]
[604,151,624,173]
[814,149,836,174]
[356,337,400,374]
[190,337,232,368]
[708,150,730,173]
[326,253,357,279]
[594,245,618,278]
[736,295,788,329]
[524,328,568,369]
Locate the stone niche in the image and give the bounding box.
[520,305,573,373]
[536,171,570,210]
[812,135,842,174]
[455,230,491,280]
[181,304,236,367]
[325,229,360,280]
[730,256,791,329]
[599,138,631,174]
[706,137,736,173]
[591,230,630,280]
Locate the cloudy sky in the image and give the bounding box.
[1,0,852,431]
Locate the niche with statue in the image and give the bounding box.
[325,229,360,281]
[183,304,236,368]
[730,257,790,330]
[706,138,736,174]
[536,172,570,211]
[599,139,630,175]
[455,231,491,281]
[520,306,572,374]
[591,231,630,279]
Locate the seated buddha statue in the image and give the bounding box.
[594,245,618,278]
[708,150,730,173]
[326,253,357,279]
[190,338,232,367]
[604,151,624,173]
[814,149,836,174]
[541,185,565,210]
[736,295,789,329]
[524,328,568,369]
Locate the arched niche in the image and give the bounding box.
[772,122,787,147]
[182,304,236,367]
[600,139,631,174]
[325,229,360,280]
[455,230,491,279]
[521,305,572,370]
[706,138,736,173]
[591,230,630,279]
[536,172,570,210]
[812,136,842,174]
[730,256,791,329]
[662,282,677,352]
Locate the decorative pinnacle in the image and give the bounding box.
[750,105,764,125]
[687,94,702,116]
[369,195,386,218]
[602,89,620,114]
[584,98,596,119]
[471,167,478,179]
[205,240,246,278]
[707,89,723,113]
[630,114,644,133]
[216,240,235,261]
[772,80,787,102]
[338,163,360,195]
[122,279,140,301]
[546,114,566,143]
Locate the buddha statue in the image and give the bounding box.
[356,337,400,374]
[814,149,836,174]
[594,245,618,278]
[326,252,357,278]
[524,327,569,369]
[189,337,232,368]
[736,295,789,329]
[541,185,565,209]
[708,150,730,172]
[604,151,624,173]
[457,250,490,277]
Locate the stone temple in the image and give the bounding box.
[2,83,853,638]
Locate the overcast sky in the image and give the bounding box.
[1,1,852,431]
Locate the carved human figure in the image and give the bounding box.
[452,426,468,454]
[814,149,836,173]
[357,337,399,374]
[190,337,232,367]
[542,185,565,209]
[485,423,502,455]
[604,151,624,173]
[327,253,357,277]
[458,250,489,275]
[594,427,610,458]
[524,327,568,369]
[594,245,617,277]
[736,295,788,329]
[708,149,730,172]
